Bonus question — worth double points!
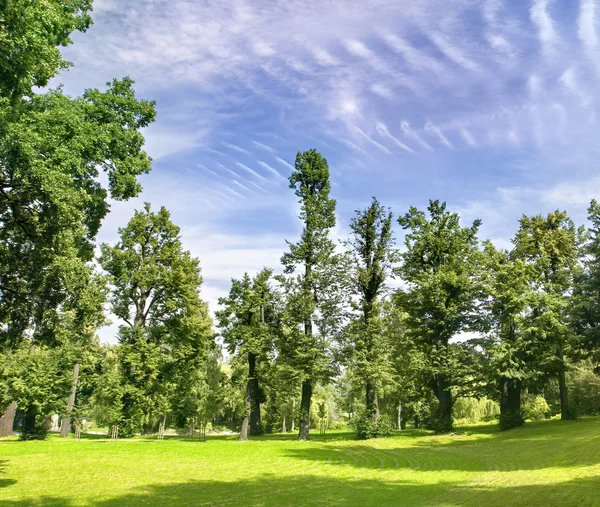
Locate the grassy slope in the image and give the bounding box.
[0,418,599,506]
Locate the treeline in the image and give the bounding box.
[1,1,600,442]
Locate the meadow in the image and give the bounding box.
[1,418,599,506]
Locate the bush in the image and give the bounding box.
[569,362,600,416]
[522,394,549,421]
[352,412,395,440]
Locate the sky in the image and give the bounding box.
[54,0,600,343]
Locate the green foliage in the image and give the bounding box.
[351,411,395,439]
[522,394,549,421]
[572,200,600,363]
[99,204,213,436]
[279,149,344,438]
[568,361,600,416]
[0,0,92,99]
[1,346,72,439]
[344,198,396,418]
[395,200,482,433]
[453,397,500,425]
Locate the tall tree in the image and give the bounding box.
[0,0,156,431]
[346,198,395,420]
[395,200,481,433]
[478,241,536,430]
[513,211,581,420]
[572,200,600,363]
[100,204,213,437]
[216,269,278,440]
[280,149,339,440]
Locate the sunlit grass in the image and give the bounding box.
[1,418,599,506]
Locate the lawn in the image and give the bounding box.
[1,418,599,506]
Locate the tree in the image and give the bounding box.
[572,200,600,364]
[100,204,213,436]
[345,198,395,421]
[279,149,340,440]
[216,269,278,440]
[0,0,156,432]
[478,241,536,430]
[395,200,481,433]
[513,211,581,420]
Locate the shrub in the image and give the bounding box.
[352,412,395,440]
[523,394,549,421]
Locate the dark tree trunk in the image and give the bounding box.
[434,373,453,433]
[298,380,312,440]
[60,363,80,438]
[248,353,262,436]
[557,348,570,420]
[366,380,379,421]
[0,401,17,437]
[499,377,524,430]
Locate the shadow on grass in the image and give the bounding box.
[0,460,17,488]
[1,474,599,507]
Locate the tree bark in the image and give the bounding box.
[397,402,402,430]
[298,380,312,440]
[557,348,570,420]
[434,373,453,433]
[248,353,262,436]
[60,363,80,438]
[0,401,17,437]
[239,411,249,441]
[499,377,524,430]
[291,399,295,432]
[366,379,379,421]
[282,415,286,433]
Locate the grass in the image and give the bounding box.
[1,418,599,506]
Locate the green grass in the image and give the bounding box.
[1,418,599,506]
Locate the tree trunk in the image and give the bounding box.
[397,402,402,430]
[366,379,379,421]
[434,373,453,433]
[239,413,249,441]
[499,377,524,430]
[282,415,286,433]
[0,401,17,437]
[60,363,80,438]
[298,380,312,440]
[557,348,570,420]
[291,399,295,432]
[248,353,262,435]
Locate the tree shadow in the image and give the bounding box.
[0,460,17,489]
[1,474,598,506]
[282,420,600,472]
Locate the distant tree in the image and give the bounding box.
[395,200,482,433]
[345,198,396,421]
[513,211,582,420]
[216,269,278,440]
[100,204,213,437]
[279,149,342,440]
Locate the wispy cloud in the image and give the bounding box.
[235,161,270,181]
[353,126,392,154]
[223,141,250,155]
[375,122,414,153]
[258,160,285,179]
[253,140,276,152]
[425,123,454,149]
[401,122,433,151]
[530,0,558,55]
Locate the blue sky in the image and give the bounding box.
[54,0,600,342]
